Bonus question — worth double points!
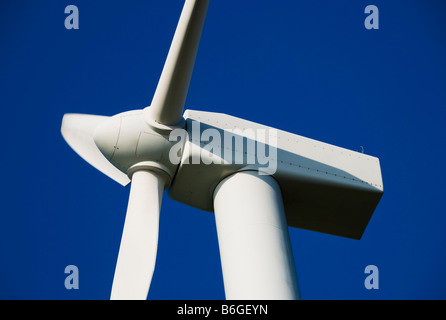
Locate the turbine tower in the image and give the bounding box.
[61,0,383,300]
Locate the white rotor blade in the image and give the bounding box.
[61,113,130,186]
[110,170,166,300]
[145,0,209,126]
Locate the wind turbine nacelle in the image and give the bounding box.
[93,109,184,183]
[168,110,384,240]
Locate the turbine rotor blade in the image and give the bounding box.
[61,113,130,186]
[110,170,166,300]
[145,0,209,126]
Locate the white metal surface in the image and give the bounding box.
[214,171,300,300]
[169,110,384,239]
[110,170,166,300]
[145,0,209,126]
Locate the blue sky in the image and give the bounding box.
[1,0,446,299]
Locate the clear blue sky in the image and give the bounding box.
[1,0,446,299]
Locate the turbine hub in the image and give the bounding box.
[93,109,186,184]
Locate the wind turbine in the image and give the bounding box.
[61,0,383,300]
